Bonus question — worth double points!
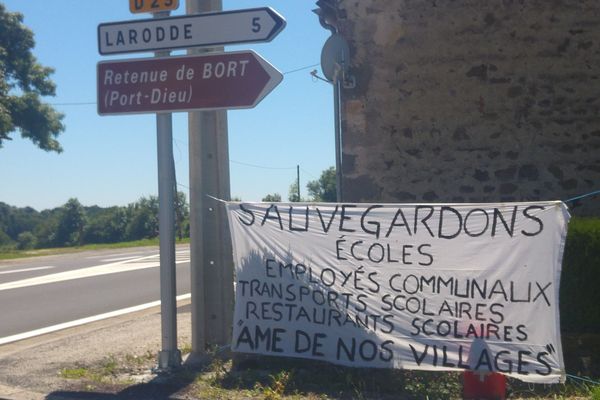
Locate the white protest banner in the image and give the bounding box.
[225,201,570,383]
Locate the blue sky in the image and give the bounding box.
[0,0,334,210]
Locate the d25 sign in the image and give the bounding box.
[130,0,179,13]
[97,51,283,115]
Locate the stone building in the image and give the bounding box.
[316,0,600,215]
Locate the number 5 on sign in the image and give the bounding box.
[130,0,179,14]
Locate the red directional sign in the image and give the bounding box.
[97,51,282,115]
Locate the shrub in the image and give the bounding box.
[560,217,600,333]
[16,231,37,250]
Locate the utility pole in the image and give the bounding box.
[186,0,234,356]
[333,77,343,202]
[297,165,301,201]
[154,10,181,369]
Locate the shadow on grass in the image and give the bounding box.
[45,355,201,400]
[44,353,463,400]
[44,352,597,399]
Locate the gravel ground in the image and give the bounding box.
[0,301,191,400]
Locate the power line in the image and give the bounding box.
[230,159,297,170]
[174,138,303,171]
[283,63,320,75]
[300,167,319,180]
[48,62,321,106]
[174,138,306,171]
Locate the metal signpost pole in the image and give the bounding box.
[185,0,233,356]
[319,34,348,203]
[154,10,181,369]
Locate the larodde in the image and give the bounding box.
[102,24,192,48]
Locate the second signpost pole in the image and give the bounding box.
[186,0,234,358]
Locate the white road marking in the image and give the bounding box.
[85,251,155,259]
[99,255,152,262]
[0,253,190,292]
[0,293,191,346]
[0,266,55,275]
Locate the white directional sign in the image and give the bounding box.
[98,7,286,55]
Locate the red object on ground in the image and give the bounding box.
[463,371,507,399]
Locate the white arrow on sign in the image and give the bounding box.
[98,7,286,55]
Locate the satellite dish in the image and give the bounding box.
[320,33,350,82]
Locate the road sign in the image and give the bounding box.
[98,8,286,55]
[97,51,283,115]
[130,0,179,14]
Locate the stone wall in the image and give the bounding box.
[333,0,600,215]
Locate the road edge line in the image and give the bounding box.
[0,293,191,346]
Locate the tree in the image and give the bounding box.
[307,166,337,202]
[0,229,11,248]
[33,209,59,248]
[0,202,44,248]
[262,193,282,202]
[288,182,303,202]
[0,3,64,151]
[55,198,86,246]
[84,206,128,244]
[125,196,159,240]
[174,191,189,240]
[16,231,36,250]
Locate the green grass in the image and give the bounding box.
[191,356,464,400]
[59,353,156,386]
[56,350,598,399]
[0,237,190,260]
[189,357,599,400]
[60,367,89,379]
[592,385,600,400]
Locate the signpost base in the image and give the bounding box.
[158,349,182,370]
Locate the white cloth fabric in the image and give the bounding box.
[226,201,570,383]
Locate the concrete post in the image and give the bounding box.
[186,0,234,356]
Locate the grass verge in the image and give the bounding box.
[0,238,189,260]
[56,349,598,399]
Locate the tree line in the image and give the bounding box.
[0,194,189,251]
[0,166,336,251]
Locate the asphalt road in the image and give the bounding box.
[0,245,190,343]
